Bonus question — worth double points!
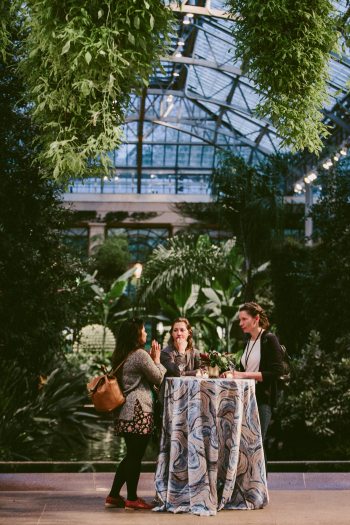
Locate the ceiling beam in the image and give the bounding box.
[160,55,242,76]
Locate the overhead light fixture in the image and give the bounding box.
[114,176,119,181]
[175,51,182,57]
[294,183,303,193]
[306,172,317,183]
[186,13,194,18]
[103,176,108,181]
[173,71,180,77]
[183,15,191,24]
[178,40,185,46]
[340,148,347,156]
[166,94,173,103]
[322,160,332,170]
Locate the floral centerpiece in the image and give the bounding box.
[200,350,236,375]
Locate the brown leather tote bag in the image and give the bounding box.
[87,363,125,413]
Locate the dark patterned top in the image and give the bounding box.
[115,399,154,435]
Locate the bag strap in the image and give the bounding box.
[100,358,127,377]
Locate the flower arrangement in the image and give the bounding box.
[200,351,236,373]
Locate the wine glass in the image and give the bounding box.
[201,366,209,378]
[178,363,186,376]
[228,361,236,373]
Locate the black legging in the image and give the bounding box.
[109,434,150,501]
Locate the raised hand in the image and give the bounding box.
[150,339,161,364]
[175,337,187,354]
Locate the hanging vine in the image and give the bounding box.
[21,0,173,180]
[227,0,340,153]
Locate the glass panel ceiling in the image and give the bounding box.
[106,0,350,187]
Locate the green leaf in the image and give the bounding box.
[98,9,104,19]
[61,40,70,55]
[128,32,135,45]
[134,15,140,29]
[202,287,221,304]
[105,280,126,301]
[85,51,92,64]
[150,14,154,30]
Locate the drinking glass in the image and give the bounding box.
[178,363,186,376]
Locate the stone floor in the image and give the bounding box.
[1,472,350,525]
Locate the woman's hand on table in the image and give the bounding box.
[150,340,161,364]
[226,370,263,381]
[220,371,246,379]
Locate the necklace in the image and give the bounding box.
[244,328,263,370]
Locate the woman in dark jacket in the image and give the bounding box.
[232,302,284,443]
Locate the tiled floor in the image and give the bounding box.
[1,473,350,524]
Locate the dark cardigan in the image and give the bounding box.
[242,331,285,407]
[160,345,200,377]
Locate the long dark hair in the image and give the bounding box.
[239,302,270,330]
[168,317,194,352]
[111,318,144,369]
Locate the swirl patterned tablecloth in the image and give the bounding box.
[154,377,268,516]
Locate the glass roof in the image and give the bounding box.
[71,0,350,195]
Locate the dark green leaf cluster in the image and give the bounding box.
[227,0,340,152]
[270,157,350,352]
[88,235,131,289]
[0,21,88,376]
[21,0,173,179]
[139,234,224,303]
[0,366,98,460]
[277,332,350,440]
[211,153,284,287]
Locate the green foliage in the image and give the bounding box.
[80,266,138,330]
[139,234,224,303]
[310,163,350,345]
[277,332,350,453]
[200,350,237,373]
[104,211,129,223]
[88,235,131,288]
[211,154,283,298]
[139,236,270,353]
[21,0,173,179]
[227,0,339,152]
[0,3,11,62]
[271,159,350,353]
[270,240,311,354]
[0,365,98,460]
[0,27,84,376]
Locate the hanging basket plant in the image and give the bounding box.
[21,0,173,180]
[227,0,340,153]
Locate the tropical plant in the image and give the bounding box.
[0,365,98,460]
[139,234,224,304]
[19,0,173,179]
[0,22,86,377]
[227,0,339,153]
[271,158,350,353]
[79,266,138,335]
[88,234,131,289]
[211,154,283,299]
[275,332,350,459]
[0,3,11,61]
